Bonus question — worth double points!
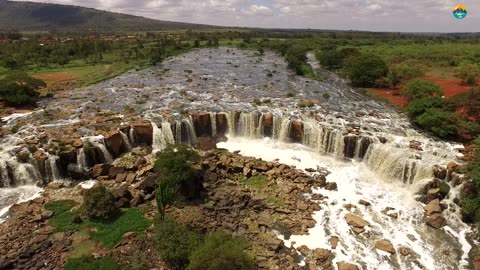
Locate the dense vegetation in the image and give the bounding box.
[461,140,480,223]
[0,71,45,105]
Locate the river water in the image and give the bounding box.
[219,138,472,270]
[0,48,476,268]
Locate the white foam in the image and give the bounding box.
[218,137,471,270]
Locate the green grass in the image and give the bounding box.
[241,175,268,190]
[45,200,152,248]
[64,255,121,270]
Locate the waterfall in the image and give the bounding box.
[162,122,175,145]
[364,144,433,183]
[173,118,198,145]
[119,130,132,152]
[226,111,236,136]
[46,155,60,181]
[129,128,137,147]
[88,136,113,164]
[76,148,88,171]
[152,122,167,152]
[272,115,283,140]
[186,117,198,145]
[278,118,291,142]
[210,112,217,137]
[257,114,264,138]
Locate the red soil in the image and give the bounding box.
[368,76,475,107]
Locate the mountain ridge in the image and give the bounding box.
[0,0,217,31]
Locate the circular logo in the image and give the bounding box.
[453,4,467,19]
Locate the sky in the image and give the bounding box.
[12,0,480,32]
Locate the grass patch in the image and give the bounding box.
[266,195,286,207]
[64,255,121,270]
[45,200,151,248]
[241,175,268,190]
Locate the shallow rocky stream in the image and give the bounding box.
[0,48,476,269]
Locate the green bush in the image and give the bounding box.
[461,139,480,223]
[187,231,254,270]
[155,216,202,269]
[454,61,480,85]
[406,96,446,118]
[317,49,343,70]
[349,53,389,87]
[81,186,118,220]
[64,255,121,270]
[403,79,444,101]
[438,182,451,197]
[415,109,459,139]
[0,71,45,106]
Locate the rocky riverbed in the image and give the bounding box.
[0,48,478,269]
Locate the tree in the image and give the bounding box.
[81,186,118,220]
[455,61,480,85]
[349,53,389,87]
[402,79,444,101]
[156,174,178,221]
[0,71,45,106]
[187,231,254,270]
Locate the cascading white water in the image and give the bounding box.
[46,155,60,181]
[129,128,137,146]
[186,116,198,145]
[278,118,291,142]
[210,112,217,137]
[119,130,132,152]
[218,138,472,270]
[86,136,113,164]
[76,148,88,171]
[162,122,175,145]
[152,122,168,152]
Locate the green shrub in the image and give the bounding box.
[349,53,389,87]
[155,216,202,268]
[81,186,118,220]
[406,96,446,118]
[64,255,121,270]
[454,61,480,85]
[438,182,451,197]
[415,109,459,139]
[253,98,262,105]
[403,79,444,101]
[187,231,254,270]
[286,92,295,98]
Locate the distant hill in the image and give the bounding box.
[0,0,216,32]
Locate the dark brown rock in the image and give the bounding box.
[426,213,447,229]
[92,164,111,178]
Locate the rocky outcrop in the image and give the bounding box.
[104,131,125,157]
[192,112,212,137]
[0,198,71,270]
[289,120,303,143]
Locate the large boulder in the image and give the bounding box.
[345,213,369,228]
[104,131,125,157]
[374,240,395,254]
[426,213,447,229]
[424,199,442,216]
[92,164,111,178]
[197,137,217,150]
